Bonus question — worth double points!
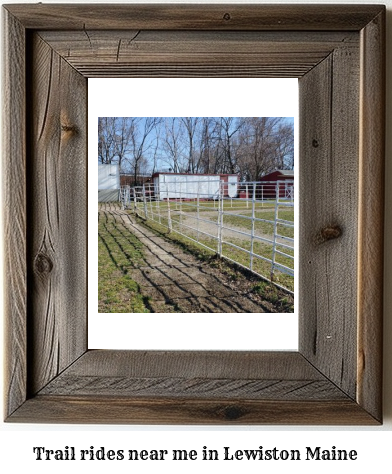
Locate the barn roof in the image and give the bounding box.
[279,169,294,176]
[260,169,294,180]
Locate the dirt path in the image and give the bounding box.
[100,204,282,313]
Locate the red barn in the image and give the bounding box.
[259,169,294,199]
[120,173,152,187]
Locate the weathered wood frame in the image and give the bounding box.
[3,4,384,424]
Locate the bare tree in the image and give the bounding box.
[236,117,294,180]
[162,118,185,172]
[275,121,294,169]
[98,116,294,181]
[114,117,135,171]
[213,117,243,174]
[238,117,279,180]
[198,117,216,173]
[180,117,201,173]
[128,117,162,185]
[98,117,134,171]
[98,117,117,164]
[150,120,162,174]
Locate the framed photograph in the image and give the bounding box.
[3,4,384,424]
[90,79,298,350]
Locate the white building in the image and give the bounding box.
[98,163,120,202]
[152,172,238,200]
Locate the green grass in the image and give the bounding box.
[222,209,294,238]
[98,212,150,313]
[141,201,293,239]
[138,216,294,309]
[137,198,276,214]
[137,213,294,293]
[135,202,294,292]
[221,239,294,292]
[135,214,217,261]
[251,281,294,312]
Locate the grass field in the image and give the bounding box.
[132,199,294,293]
[222,209,294,239]
[98,212,150,312]
[140,198,277,214]
[98,205,294,312]
[136,214,294,293]
[138,216,294,309]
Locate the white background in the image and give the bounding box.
[88,78,299,351]
[1,0,391,473]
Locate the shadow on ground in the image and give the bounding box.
[99,204,293,313]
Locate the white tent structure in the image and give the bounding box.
[98,164,120,202]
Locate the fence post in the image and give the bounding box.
[132,187,137,213]
[217,180,223,257]
[197,180,200,243]
[142,184,148,219]
[179,181,183,234]
[120,186,124,210]
[270,181,280,280]
[120,185,130,210]
[148,183,153,218]
[155,182,161,224]
[167,188,172,232]
[127,178,293,292]
[250,182,256,271]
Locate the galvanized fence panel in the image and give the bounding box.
[121,179,294,293]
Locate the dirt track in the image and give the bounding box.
[99,204,285,313]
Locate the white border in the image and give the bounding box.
[88,78,298,350]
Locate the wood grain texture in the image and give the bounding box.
[2,4,384,425]
[4,4,383,31]
[9,396,379,425]
[18,351,372,423]
[39,30,358,78]
[37,351,345,400]
[357,9,385,422]
[39,377,347,400]
[2,9,27,419]
[57,350,324,379]
[27,33,87,395]
[299,40,360,399]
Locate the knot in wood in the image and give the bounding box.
[223,12,231,21]
[312,139,319,148]
[61,124,77,134]
[34,252,53,275]
[223,405,243,420]
[315,225,342,244]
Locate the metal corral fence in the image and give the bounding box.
[120,179,294,292]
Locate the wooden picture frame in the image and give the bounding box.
[3,4,384,424]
